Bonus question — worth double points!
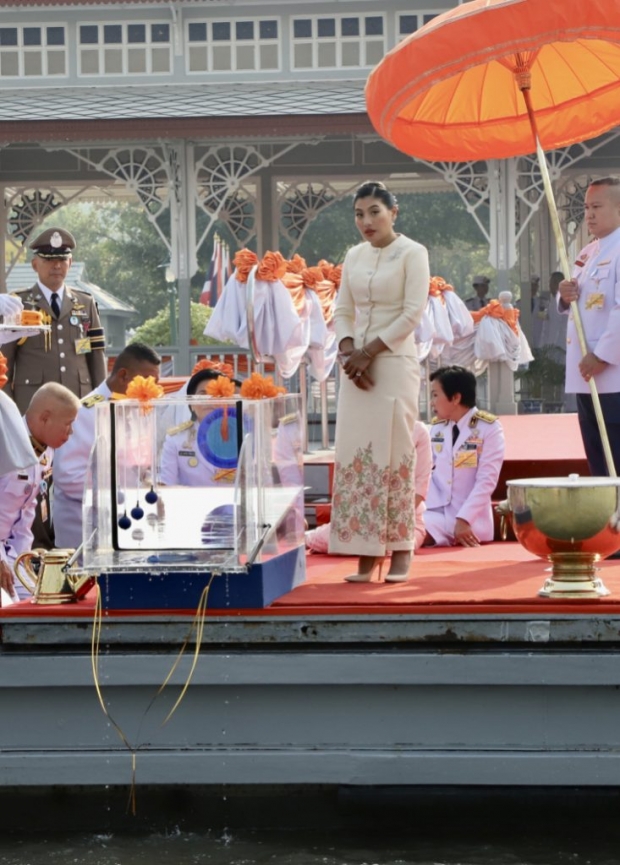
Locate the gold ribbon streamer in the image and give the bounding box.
[90,574,217,812]
[157,575,215,726]
[91,583,138,815]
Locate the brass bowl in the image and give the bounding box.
[507,476,620,598]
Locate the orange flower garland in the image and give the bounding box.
[206,375,236,440]
[191,358,234,379]
[112,375,165,413]
[0,352,7,390]
[206,376,236,399]
[240,372,286,400]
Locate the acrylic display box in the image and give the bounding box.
[81,392,305,610]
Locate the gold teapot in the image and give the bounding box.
[14,548,94,605]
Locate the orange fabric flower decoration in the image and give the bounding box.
[256,250,287,282]
[286,254,307,274]
[233,249,258,284]
[240,372,286,400]
[316,259,333,279]
[206,376,236,398]
[300,266,325,291]
[428,276,455,300]
[326,264,342,289]
[281,272,306,315]
[471,299,520,335]
[0,352,7,390]
[191,358,234,378]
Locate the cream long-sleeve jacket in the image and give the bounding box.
[333,235,430,355]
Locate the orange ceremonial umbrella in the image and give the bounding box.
[366,0,620,475]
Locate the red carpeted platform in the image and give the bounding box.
[3,543,620,619]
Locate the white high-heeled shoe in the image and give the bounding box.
[385,552,412,583]
[344,557,385,583]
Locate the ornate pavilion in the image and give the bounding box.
[0,0,618,372]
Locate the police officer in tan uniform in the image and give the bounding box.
[2,227,107,414]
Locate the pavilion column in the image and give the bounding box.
[0,188,6,293]
[258,171,276,253]
[169,141,197,375]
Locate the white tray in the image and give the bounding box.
[0,324,51,333]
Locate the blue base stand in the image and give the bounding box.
[97,546,306,611]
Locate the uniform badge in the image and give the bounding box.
[70,316,79,326]
[585,292,604,310]
[188,457,198,467]
[50,231,63,248]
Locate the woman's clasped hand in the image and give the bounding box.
[338,347,374,389]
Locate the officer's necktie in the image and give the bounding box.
[452,424,459,447]
[50,292,61,318]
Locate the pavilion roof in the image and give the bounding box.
[0,81,365,122]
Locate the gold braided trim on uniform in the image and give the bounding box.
[167,419,194,436]
[29,434,47,458]
[430,416,448,425]
[82,393,106,409]
[469,409,498,426]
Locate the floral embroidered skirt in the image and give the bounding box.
[329,354,420,556]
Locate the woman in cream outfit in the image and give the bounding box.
[329,181,430,581]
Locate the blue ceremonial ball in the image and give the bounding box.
[145,488,158,505]
[118,514,132,530]
[131,505,145,520]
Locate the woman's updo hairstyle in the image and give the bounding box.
[353,180,397,209]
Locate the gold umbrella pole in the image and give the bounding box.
[519,81,616,477]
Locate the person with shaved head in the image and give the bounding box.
[0,382,80,604]
[559,177,620,482]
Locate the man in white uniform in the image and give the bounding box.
[558,177,620,477]
[0,292,38,476]
[0,383,80,604]
[52,342,161,549]
[424,365,505,547]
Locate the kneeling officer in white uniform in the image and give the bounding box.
[424,365,505,547]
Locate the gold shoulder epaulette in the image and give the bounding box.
[279,413,299,425]
[167,419,194,436]
[81,393,106,408]
[431,416,447,425]
[471,409,498,425]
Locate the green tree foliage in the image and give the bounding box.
[34,188,495,332]
[295,191,490,297]
[37,201,206,326]
[131,301,221,347]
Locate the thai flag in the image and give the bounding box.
[200,234,220,307]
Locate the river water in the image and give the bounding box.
[1,788,620,865]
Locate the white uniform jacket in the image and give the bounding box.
[425,407,505,545]
[0,390,37,476]
[0,419,53,599]
[563,226,620,394]
[53,381,112,549]
[159,419,236,487]
[333,234,430,356]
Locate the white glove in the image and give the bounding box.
[0,294,23,318]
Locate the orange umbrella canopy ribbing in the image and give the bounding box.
[366,0,620,162]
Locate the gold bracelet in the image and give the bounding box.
[361,347,373,360]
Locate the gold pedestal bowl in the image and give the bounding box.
[507,476,620,599]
